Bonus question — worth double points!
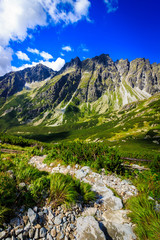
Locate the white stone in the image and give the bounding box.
[76,216,106,240]
[82,207,97,217]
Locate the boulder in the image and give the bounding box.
[76,216,106,240]
[102,210,136,240]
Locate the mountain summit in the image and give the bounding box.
[0,54,160,126]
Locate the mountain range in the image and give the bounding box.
[0,54,159,133]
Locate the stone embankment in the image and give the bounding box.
[0,156,138,240]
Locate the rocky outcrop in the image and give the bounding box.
[0,64,55,99]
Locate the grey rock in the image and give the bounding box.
[102,210,136,240]
[17,233,23,240]
[29,228,35,238]
[81,166,91,173]
[11,237,16,240]
[15,228,23,236]
[70,214,75,222]
[39,227,47,238]
[43,208,48,214]
[50,227,57,237]
[33,206,38,212]
[54,215,62,225]
[75,169,87,179]
[24,221,31,231]
[154,201,160,213]
[58,232,64,240]
[63,217,67,223]
[121,180,132,185]
[76,216,106,240]
[47,232,53,240]
[82,207,97,217]
[48,209,54,221]
[28,208,37,225]
[70,224,76,230]
[10,217,21,227]
[34,228,39,239]
[48,224,54,229]
[0,231,7,239]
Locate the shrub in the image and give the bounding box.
[45,142,123,174]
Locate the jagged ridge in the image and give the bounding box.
[0,54,160,126]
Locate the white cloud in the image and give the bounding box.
[0,46,13,76]
[40,51,53,60]
[0,0,91,75]
[83,48,89,52]
[12,57,65,72]
[60,53,65,57]
[16,51,30,61]
[0,0,47,47]
[40,0,91,24]
[104,0,118,13]
[27,47,53,60]
[62,46,72,52]
[27,47,40,54]
[42,58,65,71]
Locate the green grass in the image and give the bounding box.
[49,173,96,207]
[0,146,96,225]
[127,195,160,240]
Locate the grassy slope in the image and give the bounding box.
[1,93,158,160]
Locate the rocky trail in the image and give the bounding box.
[0,156,138,240]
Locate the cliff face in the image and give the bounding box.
[0,54,160,125]
[0,64,55,99]
[32,54,160,112]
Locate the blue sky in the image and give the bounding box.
[0,0,160,76]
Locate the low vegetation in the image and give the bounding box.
[44,141,124,174]
[0,145,96,226]
[0,134,159,240]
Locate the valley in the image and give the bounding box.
[0,54,160,240]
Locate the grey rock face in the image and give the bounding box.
[76,216,106,240]
[0,64,55,99]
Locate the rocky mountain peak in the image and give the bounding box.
[92,54,112,67]
[60,57,81,73]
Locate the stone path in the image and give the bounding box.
[28,156,137,240]
[0,155,138,240]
